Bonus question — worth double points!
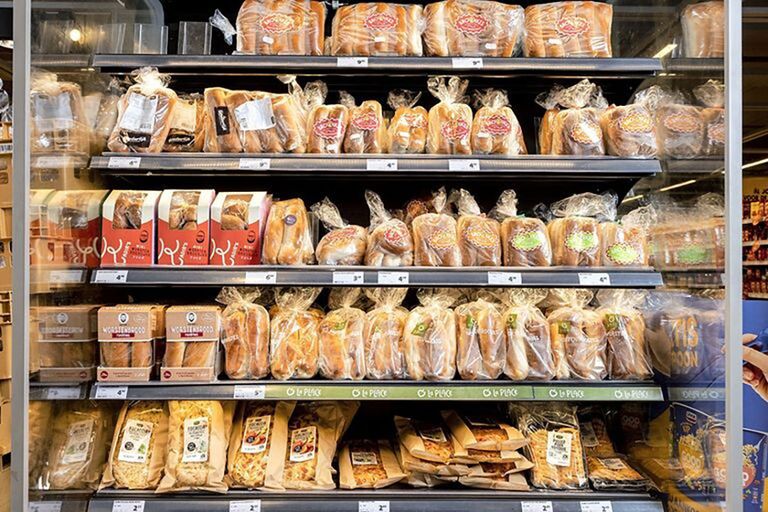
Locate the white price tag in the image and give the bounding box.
[230,500,262,512]
[49,269,84,284]
[452,57,484,69]
[337,56,369,68]
[35,155,70,168]
[233,385,266,399]
[28,502,62,512]
[0,143,12,153]
[245,271,277,284]
[367,159,398,171]
[107,157,141,169]
[577,272,611,286]
[112,501,145,512]
[333,271,364,284]
[378,271,409,285]
[580,502,613,512]
[521,502,553,512]
[45,387,81,400]
[448,159,480,171]
[94,270,129,284]
[359,502,390,512]
[239,158,271,170]
[487,272,522,285]
[95,385,129,399]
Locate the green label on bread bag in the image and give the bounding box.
[558,321,571,335]
[565,231,598,253]
[411,323,428,336]
[512,230,544,252]
[677,245,708,265]
[603,313,620,332]
[507,313,518,330]
[606,242,640,265]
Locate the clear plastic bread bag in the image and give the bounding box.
[305,81,349,154]
[451,188,501,266]
[681,1,724,58]
[262,198,316,265]
[412,187,462,267]
[330,3,424,56]
[426,76,473,155]
[600,205,655,268]
[88,78,123,154]
[694,80,725,157]
[595,290,652,380]
[471,89,526,155]
[387,90,428,154]
[494,289,554,381]
[270,287,323,379]
[107,67,178,153]
[546,289,607,380]
[600,98,657,158]
[217,287,270,380]
[162,93,204,152]
[273,75,310,153]
[523,1,613,58]
[311,197,367,266]
[548,192,617,266]
[403,288,460,380]
[364,288,409,380]
[490,190,553,267]
[319,288,367,380]
[549,79,606,156]
[339,91,387,154]
[365,190,415,266]
[454,290,505,380]
[634,85,704,159]
[30,71,90,154]
[535,84,563,154]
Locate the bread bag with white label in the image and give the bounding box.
[364,288,409,379]
[454,292,505,380]
[330,3,424,56]
[217,287,270,380]
[524,1,613,58]
[548,192,616,266]
[203,88,242,152]
[426,76,473,154]
[234,0,326,55]
[453,188,501,266]
[682,1,724,58]
[163,94,205,152]
[319,288,366,380]
[311,197,367,265]
[403,288,459,380]
[365,190,415,267]
[387,89,429,154]
[412,188,462,267]
[340,439,407,489]
[471,89,526,155]
[270,287,323,379]
[491,190,552,267]
[595,290,652,380]
[31,72,90,154]
[263,198,315,265]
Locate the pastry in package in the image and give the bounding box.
[339,439,407,489]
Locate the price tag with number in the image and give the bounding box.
[487,272,522,285]
[93,270,129,284]
[338,56,368,67]
[233,385,266,399]
[448,159,480,171]
[49,269,84,284]
[245,271,277,284]
[359,501,390,512]
[239,158,271,170]
[367,159,398,171]
[230,500,262,512]
[452,57,484,69]
[28,502,62,512]
[333,271,364,285]
[112,501,145,512]
[107,157,141,169]
[95,386,129,399]
[577,273,611,286]
[580,502,613,512]
[45,387,81,400]
[377,271,409,285]
[36,156,70,168]
[521,502,553,512]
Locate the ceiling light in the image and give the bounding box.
[68,28,82,42]
[658,179,697,192]
[653,43,677,59]
[743,157,768,170]
[622,194,644,203]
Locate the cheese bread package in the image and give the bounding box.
[412,187,462,267]
[217,287,270,380]
[426,76,473,155]
[156,400,235,493]
[404,288,459,381]
[524,1,613,58]
[227,401,294,490]
[441,410,527,452]
[305,81,349,154]
[339,439,407,489]
[98,305,166,382]
[453,188,502,267]
[319,288,366,380]
[588,455,653,491]
[490,190,553,267]
[101,401,169,490]
[31,71,90,154]
[595,290,653,380]
[363,287,409,380]
[548,192,617,266]
[311,197,367,266]
[162,305,222,382]
[471,89,526,155]
[365,190,415,267]
[454,291,505,380]
[394,415,475,470]
[395,440,456,487]
[270,287,322,380]
[600,205,655,268]
[387,90,428,154]
[162,94,205,152]
[694,80,726,157]
[682,1,724,58]
[540,80,607,156]
[330,3,424,56]
[30,401,54,487]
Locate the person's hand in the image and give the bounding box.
[744,333,768,401]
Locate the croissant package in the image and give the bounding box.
[471,89,526,155]
[306,81,349,154]
[548,192,616,266]
[262,197,315,265]
[413,188,462,266]
[546,289,607,380]
[108,67,178,153]
[31,72,90,154]
[595,290,652,380]
[694,80,725,157]
[330,3,424,56]
[98,305,166,382]
[524,1,613,58]
[387,90,428,154]
[270,287,322,380]
[163,94,204,152]
[453,188,501,266]
[157,190,216,266]
[230,0,325,55]
[423,0,524,57]
[311,198,367,265]
[365,190,415,267]
[217,287,270,380]
[491,190,552,267]
[494,289,554,381]
[600,103,658,158]
[46,190,109,268]
[455,292,505,380]
[163,305,222,382]
[427,76,473,155]
[210,192,272,266]
[319,288,366,380]
[404,288,459,380]
[37,305,99,382]
[364,288,409,379]
[600,205,655,268]
[100,190,162,266]
[340,92,388,154]
[682,1,724,58]
[540,80,606,156]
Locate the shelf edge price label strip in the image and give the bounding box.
[448,159,480,171]
[378,271,409,285]
[112,501,145,512]
[29,502,62,512]
[578,272,611,286]
[333,271,364,285]
[95,385,129,400]
[239,158,271,170]
[580,502,613,512]
[233,384,266,400]
[45,386,82,400]
[521,502,553,512]
[49,269,84,284]
[487,271,522,285]
[452,57,484,69]
[107,156,141,169]
[245,271,277,285]
[359,501,390,512]
[367,159,398,171]
[230,500,261,512]
[338,56,369,68]
[94,270,129,284]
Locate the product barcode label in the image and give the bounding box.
[487,272,522,285]
[452,57,484,69]
[233,385,266,400]
[367,159,398,171]
[28,502,62,512]
[333,271,364,284]
[448,159,480,171]
[359,502,390,512]
[577,272,611,286]
[521,502,553,512]
[112,501,145,512]
[49,269,85,284]
[95,385,129,399]
[245,271,277,284]
[45,387,81,400]
[239,158,271,170]
[107,157,141,169]
[93,270,129,284]
[230,500,262,512]
[378,271,409,285]
[337,56,369,67]
[580,502,613,512]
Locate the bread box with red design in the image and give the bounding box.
[36,305,100,382]
[97,304,166,382]
[46,190,109,268]
[210,191,271,266]
[161,305,223,382]
[100,190,161,266]
[157,189,216,266]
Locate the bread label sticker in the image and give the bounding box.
[411,322,428,337]
[521,502,553,512]
[416,424,447,443]
[403,112,427,129]
[578,272,611,286]
[455,13,489,35]
[289,426,317,462]
[260,13,295,33]
[377,271,409,285]
[241,415,271,454]
[230,501,261,512]
[367,159,398,171]
[118,419,154,463]
[556,15,590,37]
[465,314,477,332]
[506,313,518,329]
[427,227,458,251]
[546,430,572,467]
[314,117,344,140]
[33,92,75,129]
[62,419,95,464]
[235,98,276,131]
[452,57,483,69]
[617,110,653,134]
[448,159,480,171]
[512,230,545,252]
[482,114,512,136]
[352,110,381,132]
[580,502,613,512]
[183,416,210,463]
[663,111,702,134]
[598,458,628,471]
[605,242,639,265]
[364,12,397,31]
[676,244,707,265]
[709,122,725,144]
[120,92,158,134]
[351,450,379,465]
[262,36,274,44]
[565,230,598,253]
[570,120,601,145]
[171,100,198,133]
[580,422,599,447]
[441,119,471,140]
[214,106,231,135]
[337,57,369,68]
[464,223,498,249]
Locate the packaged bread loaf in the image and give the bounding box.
[217,287,270,380]
[459,470,529,490]
[426,76,473,155]
[98,305,165,382]
[491,190,552,267]
[270,287,322,380]
[548,192,616,266]
[441,410,527,452]
[548,80,606,156]
[413,188,462,267]
[404,288,458,380]
[395,440,457,486]
[340,439,407,489]
[471,89,526,155]
[310,197,367,265]
[682,1,724,58]
[262,198,315,265]
[227,401,294,490]
[494,289,554,381]
[46,189,109,268]
[588,455,652,490]
[452,188,501,266]
[157,190,216,266]
[546,289,607,380]
[229,0,325,55]
[595,290,652,380]
[31,72,90,154]
[634,85,705,159]
[524,1,613,58]
[600,205,655,268]
[30,401,54,486]
[36,305,99,382]
[101,401,168,490]
[454,291,505,380]
[330,3,424,56]
[163,94,204,152]
[578,406,616,458]
[319,288,366,380]
[600,103,657,158]
[305,81,349,154]
[365,190,415,267]
[423,0,524,57]
[364,288,409,379]
[340,91,387,154]
[394,415,474,466]
[157,400,235,493]
[694,80,725,157]
[536,84,563,154]
[100,190,162,266]
[163,305,222,382]
[85,79,123,154]
[387,90,429,154]
[203,88,243,153]
[108,67,178,153]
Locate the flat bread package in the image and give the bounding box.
[441,410,527,452]
[458,470,530,491]
[394,433,472,477]
[588,455,653,491]
[394,415,476,466]
[339,439,407,489]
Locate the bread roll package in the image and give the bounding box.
[46,190,109,268]
[227,401,294,490]
[270,287,322,379]
[600,104,657,158]
[546,80,606,156]
[682,1,724,58]
[157,190,216,266]
[452,188,501,266]
[441,410,528,452]
[491,190,552,267]
[340,91,387,154]
[30,401,54,487]
[494,289,555,381]
[600,205,655,268]
[694,80,725,157]
[595,290,652,380]
[413,188,462,266]
[310,197,367,265]
[387,89,428,154]
[98,305,166,382]
[340,439,407,489]
[404,288,459,380]
[330,3,424,56]
[31,72,90,154]
[36,305,99,382]
[157,400,235,493]
[546,289,607,380]
[471,89,526,155]
[211,192,272,266]
[262,197,315,265]
[364,288,409,380]
[101,401,169,490]
[524,1,613,58]
[305,81,349,154]
[426,76,473,154]
[423,0,524,57]
[108,67,177,153]
[364,190,415,267]
[100,190,162,266]
[203,88,244,153]
[454,292,505,380]
[217,287,270,380]
[229,0,326,55]
[163,305,222,382]
[548,192,616,266]
[319,288,366,380]
[163,94,204,152]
